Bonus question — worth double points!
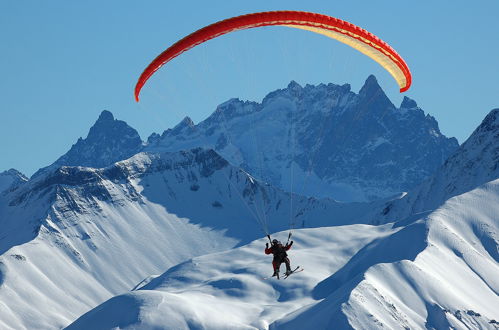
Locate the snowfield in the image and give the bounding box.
[67,180,499,329]
[67,223,396,329]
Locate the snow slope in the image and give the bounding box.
[0,148,374,329]
[67,223,397,329]
[278,180,499,329]
[67,180,499,329]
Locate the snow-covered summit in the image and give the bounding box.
[32,110,143,178]
[146,76,458,202]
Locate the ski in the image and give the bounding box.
[264,266,302,280]
[283,266,303,279]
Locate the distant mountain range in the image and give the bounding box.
[145,75,458,201]
[33,76,458,202]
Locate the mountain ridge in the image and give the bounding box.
[379,108,499,223]
[0,168,27,194]
[32,110,143,179]
[146,75,458,202]
[26,77,457,203]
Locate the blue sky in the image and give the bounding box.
[1,1,498,176]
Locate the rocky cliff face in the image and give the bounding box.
[146,76,458,202]
[27,78,457,202]
[377,108,499,223]
[0,169,27,194]
[32,110,143,178]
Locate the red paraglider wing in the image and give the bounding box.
[135,11,411,101]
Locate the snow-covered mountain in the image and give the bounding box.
[0,83,495,329]
[66,179,499,329]
[32,110,143,178]
[0,168,27,194]
[65,108,499,329]
[146,76,458,202]
[380,108,499,223]
[0,147,374,329]
[281,180,499,329]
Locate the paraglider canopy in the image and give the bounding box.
[134,10,412,102]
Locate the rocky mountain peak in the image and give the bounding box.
[359,75,382,96]
[32,110,143,178]
[287,80,301,89]
[287,80,303,93]
[97,109,114,122]
[357,74,394,112]
[86,110,136,139]
[59,110,143,166]
[0,168,28,193]
[172,116,195,132]
[477,108,499,133]
[160,116,197,138]
[400,96,418,109]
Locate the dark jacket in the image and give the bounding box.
[265,242,293,261]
